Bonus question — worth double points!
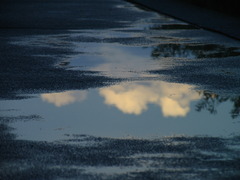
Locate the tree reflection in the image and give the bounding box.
[196,91,240,119]
[151,43,240,59]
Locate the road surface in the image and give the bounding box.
[1,0,240,179]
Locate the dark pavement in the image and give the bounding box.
[1,0,131,29]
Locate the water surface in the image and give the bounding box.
[1,0,240,179]
[1,80,239,142]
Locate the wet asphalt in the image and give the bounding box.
[1,0,240,179]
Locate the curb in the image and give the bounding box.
[127,0,240,41]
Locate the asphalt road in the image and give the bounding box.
[1,0,240,179]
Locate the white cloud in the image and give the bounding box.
[41,90,87,107]
[99,81,200,117]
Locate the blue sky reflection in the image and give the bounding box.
[1,80,239,141]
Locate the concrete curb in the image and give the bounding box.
[127,0,240,41]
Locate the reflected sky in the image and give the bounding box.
[67,43,159,78]
[1,80,239,142]
[64,34,240,79]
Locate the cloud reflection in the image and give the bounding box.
[40,81,200,117]
[41,91,87,107]
[99,81,200,117]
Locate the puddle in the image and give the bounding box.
[1,1,240,179]
[1,80,239,142]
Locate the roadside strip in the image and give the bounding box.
[127,0,240,40]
